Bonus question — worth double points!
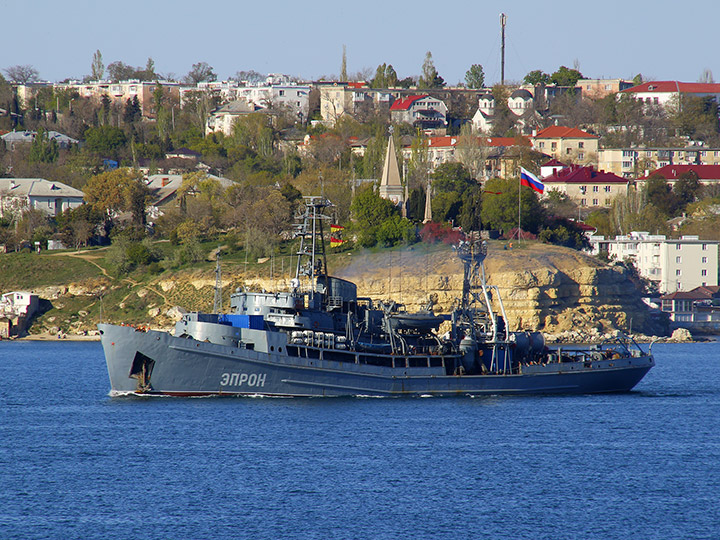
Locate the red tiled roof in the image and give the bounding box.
[541,158,567,167]
[544,165,629,184]
[534,126,598,139]
[620,81,720,94]
[662,285,720,300]
[638,164,720,181]
[347,82,366,89]
[422,136,530,148]
[390,95,429,111]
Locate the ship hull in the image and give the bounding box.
[100,324,654,397]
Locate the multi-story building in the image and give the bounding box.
[531,126,599,164]
[318,82,394,124]
[234,83,310,121]
[389,95,448,129]
[54,80,182,119]
[588,231,719,293]
[636,164,720,186]
[598,147,720,177]
[619,81,720,111]
[577,78,633,100]
[542,165,629,208]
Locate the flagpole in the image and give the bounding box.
[517,168,521,242]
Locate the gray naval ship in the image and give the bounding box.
[99,197,654,397]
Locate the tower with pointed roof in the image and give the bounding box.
[378,130,404,207]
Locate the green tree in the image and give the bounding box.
[673,171,701,208]
[550,66,583,87]
[123,95,142,123]
[418,51,444,89]
[672,95,719,141]
[28,127,59,164]
[371,63,398,88]
[84,125,127,157]
[523,70,550,85]
[340,45,348,81]
[464,64,485,89]
[91,50,104,80]
[480,177,545,233]
[231,113,275,158]
[83,168,150,226]
[644,175,681,217]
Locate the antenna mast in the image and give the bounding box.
[213,250,222,313]
[500,13,507,85]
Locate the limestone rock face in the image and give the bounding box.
[331,242,666,336]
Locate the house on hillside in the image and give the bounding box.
[0,178,84,219]
[1,130,78,150]
[542,165,629,208]
[205,99,263,136]
[390,95,447,130]
[619,81,720,111]
[471,89,541,134]
[531,126,599,165]
[637,164,720,186]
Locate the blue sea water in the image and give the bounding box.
[0,340,719,540]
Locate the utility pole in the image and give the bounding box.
[500,13,507,85]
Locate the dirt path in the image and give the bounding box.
[49,248,171,306]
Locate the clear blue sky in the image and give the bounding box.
[2,0,718,85]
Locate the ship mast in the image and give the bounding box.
[293,196,333,297]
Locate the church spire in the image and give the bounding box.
[378,127,404,206]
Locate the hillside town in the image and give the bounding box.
[3,53,720,337]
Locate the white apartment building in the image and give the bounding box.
[589,232,719,293]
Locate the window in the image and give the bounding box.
[579,142,584,149]
[605,198,611,205]
[593,186,599,192]
[604,186,611,192]
[676,256,681,263]
[592,198,599,206]
[539,142,545,149]
[676,244,682,250]
[676,269,682,276]
[551,142,557,150]
[702,244,708,250]
[278,90,285,96]
[581,198,587,206]
[622,161,633,168]
[702,269,708,277]
[654,97,659,104]
[702,256,708,263]
[566,148,572,155]
[580,186,587,193]
[578,152,584,160]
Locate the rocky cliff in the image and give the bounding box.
[329,242,666,338]
[24,241,667,339]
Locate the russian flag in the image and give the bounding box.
[520,167,544,194]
